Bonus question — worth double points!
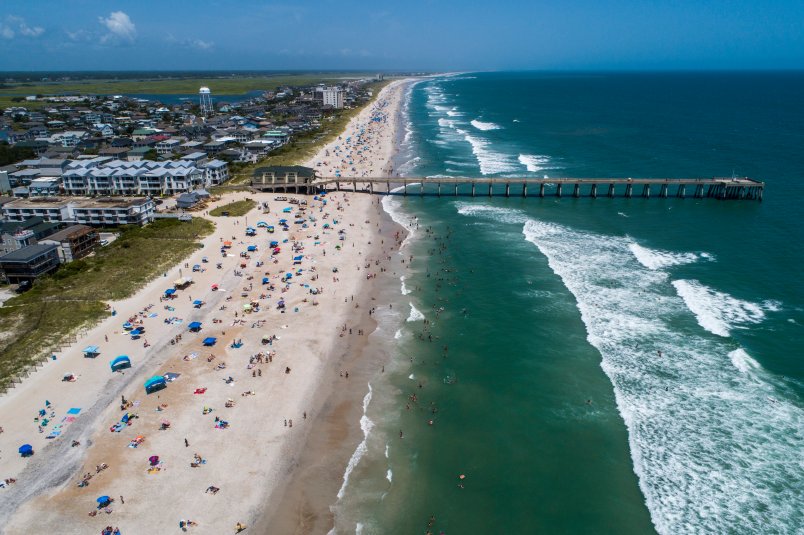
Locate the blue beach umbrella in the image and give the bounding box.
[18,444,33,456]
[188,321,202,331]
[203,337,217,346]
[164,288,176,296]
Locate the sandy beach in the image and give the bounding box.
[0,78,415,534]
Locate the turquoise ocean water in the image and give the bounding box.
[332,72,803,534]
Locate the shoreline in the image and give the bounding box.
[253,79,417,534]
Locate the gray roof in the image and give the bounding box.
[0,243,58,263]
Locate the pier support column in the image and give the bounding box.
[660,184,668,198]
[437,183,441,197]
[557,183,562,197]
[403,183,407,196]
[539,183,545,197]
[678,185,686,198]
[642,184,650,198]
[625,183,633,198]
[387,181,391,194]
[420,182,424,196]
[573,183,580,198]
[352,181,357,193]
[455,184,458,196]
[695,184,704,198]
[505,183,510,197]
[471,182,475,197]
[488,183,493,197]
[336,181,340,191]
[369,182,374,195]
[608,184,615,197]
[591,184,597,198]
[522,183,527,197]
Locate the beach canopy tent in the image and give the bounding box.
[193,300,203,308]
[293,255,303,262]
[278,219,287,224]
[247,245,257,252]
[110,355,131,372]
[257,221,268,227]
[282,207,292,213]
[174,277,193,288]
[192,264,201,272]
[262,277,269,284]
[270,241,279,248]
[188,321,202,331]
[202,337,217,346]
[18,444,33,457]
[144,376,167,394]
[164,288,176,296]
[223,241,233,248]
[122,322,133,330]
[83,346,100,358]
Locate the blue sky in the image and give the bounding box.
[1,0,802,71]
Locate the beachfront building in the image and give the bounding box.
[1,197,155,227]
[61,159,216,196]
[317,87,345,109]
[0,217,63,255]
[38,224,99,262]
[203,159,230,185]
[251,165,317,194]
[0,243,61,284]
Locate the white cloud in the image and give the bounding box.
[2,16,44,39]
[165,33,214,51]
[98,11,136,43]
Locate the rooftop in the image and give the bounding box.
[0,243,58,263]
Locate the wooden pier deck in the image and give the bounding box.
[310,177,764,201]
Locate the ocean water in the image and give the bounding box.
[332,72,804,534]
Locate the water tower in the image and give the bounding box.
[199,86,213,116]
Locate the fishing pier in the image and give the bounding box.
[312,177,764,201]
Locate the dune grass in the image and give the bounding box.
[208,199,257,217]
[0,217,214,390]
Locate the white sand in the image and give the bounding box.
[0,79,415,534]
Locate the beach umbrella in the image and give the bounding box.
[110,355,131,371]
[148,455,159,466]
[202,337,217,346]
[18,444,33,456]
[122,322,133,330]
[193,300,203,307]
[164,288,176,296]
[97,496,111,505]
[188,321,202,331]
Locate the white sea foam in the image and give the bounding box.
[471,119,502,131]
[400,275,411,295]
[444,159,474,167]
[672,279,770,337]
[407,303,424,322]
[446,109,463,117]
[386,469,393,483]
[336,384,374,500]
[408,373,415,380]
[628,243,703,271]
[393,329,402,340]
[729,348,762,374]
[355,523,364,535]
[381,185,417,250]
[457,128,518,175]
[517,154,551,172]
[385,443,389,458]
[514,215,802,535]
[455,202,528,224]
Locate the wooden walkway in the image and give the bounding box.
[310,177,764,201]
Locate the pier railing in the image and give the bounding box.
[309,177,764,201]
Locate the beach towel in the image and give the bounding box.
[193,388,207,395]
